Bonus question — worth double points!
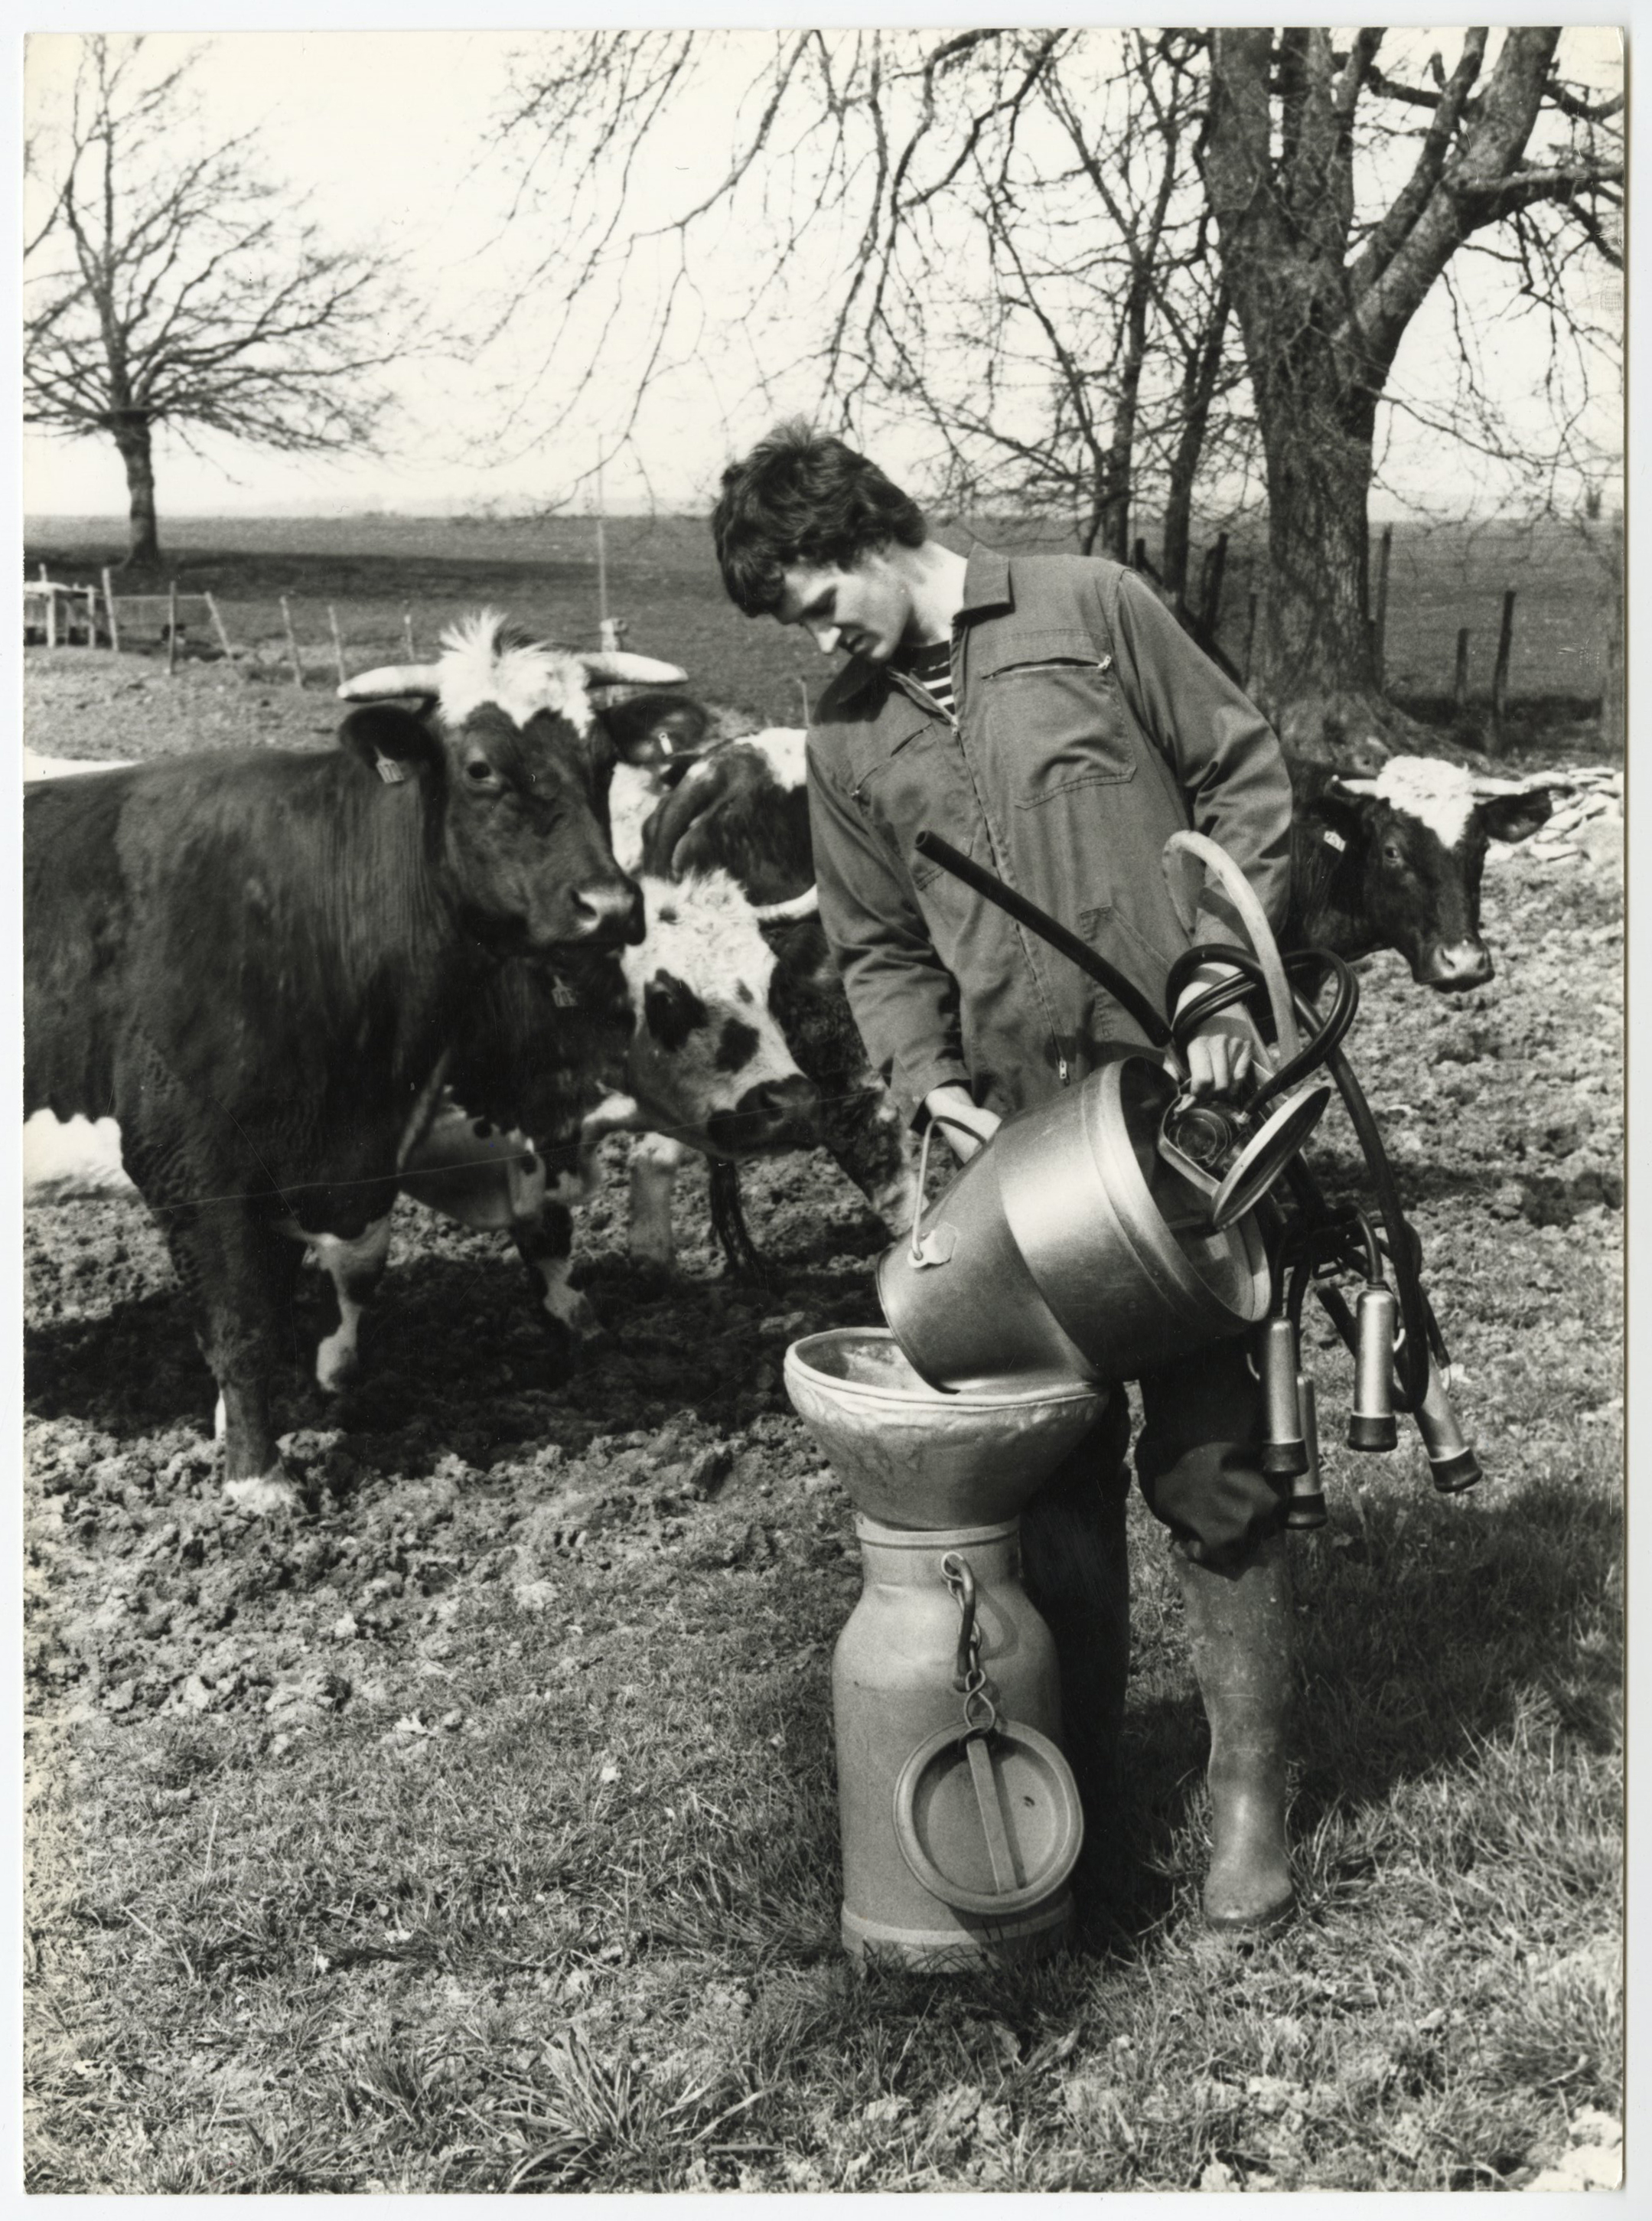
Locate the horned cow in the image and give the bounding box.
[24,612,678,1510]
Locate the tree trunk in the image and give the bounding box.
[1253,383,1379,725]
[110,412,161,569]
[1161,279,1232,607]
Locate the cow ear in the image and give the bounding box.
[1478,787,1553,844]
[602,693,709,765]
[1315,786,1370,853]
[338,704,443,784]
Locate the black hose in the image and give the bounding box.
[913,830,1172,1045]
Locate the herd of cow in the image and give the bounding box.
[24,610,1559,1515]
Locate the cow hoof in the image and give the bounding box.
[314,1341,361,1396]
[223,1469,303,1516]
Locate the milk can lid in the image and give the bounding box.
[893,1720,1084,1918]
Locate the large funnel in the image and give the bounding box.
[784,1328,1106,1528]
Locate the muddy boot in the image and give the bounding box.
[1175,1528,1294,1932]
[1020,1460,1131,1821]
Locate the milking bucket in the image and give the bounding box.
[833,1518,1080,1968]
[878,1054,1271,1393]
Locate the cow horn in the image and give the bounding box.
[751,885,820,925]
[1468,773,1553,797]
[1331,776,1379,796]
[575,651,688,685]
[337,664,442,701]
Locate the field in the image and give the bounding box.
[21,517,1624,2193]
[24,507,1622,748]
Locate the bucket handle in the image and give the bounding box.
[907,1109,986,1266]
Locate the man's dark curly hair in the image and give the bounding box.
[712,419,927,616]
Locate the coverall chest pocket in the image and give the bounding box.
[978,644,1138,805]
[847,719,975,890]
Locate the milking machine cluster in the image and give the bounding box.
[784,829,1478,1970]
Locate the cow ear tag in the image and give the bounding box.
[374,753,408,785]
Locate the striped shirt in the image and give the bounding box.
[901,638,956,724]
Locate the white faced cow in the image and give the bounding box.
[1287,755,1556,990]
[24,614,682,1512]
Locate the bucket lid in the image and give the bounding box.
[893,1720,1083,1917]
[1208,1083,1332,1229]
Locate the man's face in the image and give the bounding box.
[775,549,915,664]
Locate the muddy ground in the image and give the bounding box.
[20,644,1625,2190]
[22,642,1624,1755]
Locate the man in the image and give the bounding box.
[712,422,1296,1932]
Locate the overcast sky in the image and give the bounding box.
[22,25,1624,523]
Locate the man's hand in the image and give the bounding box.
[1181,1029,1253,1101]
[923,1084,1002,1163]
[1172,960,1265,1101]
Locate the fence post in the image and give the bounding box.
[797,677,810,725]
[1200,531,1230,634]
[204,592,234,660]
[45,579,57,650]
[1489,588,1516,755]
[101,569,120,653]
[167,580,178,675]
[1601,625,1623,748]
[1454,628,1471,714]
[1371,523,1393,686]
[1243,592,1259,689]
[402,608,415,660]
[279,595,303,688]
[327,604,347,687]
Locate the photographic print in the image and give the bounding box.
[21,26,1624,2194]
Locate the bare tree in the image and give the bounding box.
[1199,28,1621,743]
[489,31,1250,572]
[24,35,407,567]
[488,28,1619,736]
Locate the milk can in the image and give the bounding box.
[784,1329,1099,1971]
[833,1515,1082,1968]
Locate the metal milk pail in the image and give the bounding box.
[878,1054,1270,1391]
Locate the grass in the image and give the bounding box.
[22,512,1622,2191]
[26,1446,1621,2193]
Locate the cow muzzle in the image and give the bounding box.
[705,1074,823,1157]
[1417,938,1492,992]
[570,878,647,947]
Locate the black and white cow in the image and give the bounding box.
[1288,755,1555,990]
[24,615,685,1510]
[625,729,921,1267]
[304,863,822,1389]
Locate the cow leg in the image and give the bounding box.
[306,1216,395,1393]
[155,1199,302,1512]
[514,1199,604,1347]
[824,1088,923,1239]
[628,1132,686,1268]
[507,1144,604,1349]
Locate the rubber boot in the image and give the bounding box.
[1175,1528,1295,1932]
[1019,1458,1131,1821]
